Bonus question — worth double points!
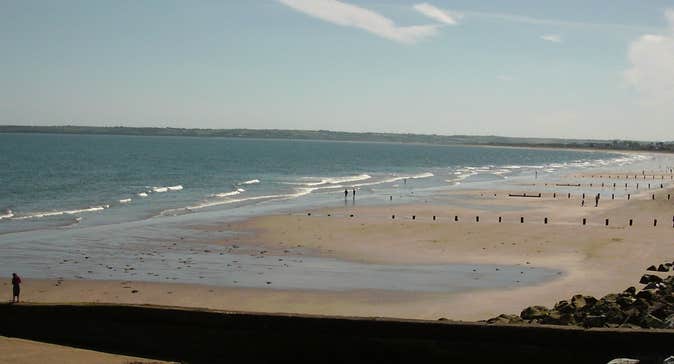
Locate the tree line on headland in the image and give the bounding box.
[1,125,673,152]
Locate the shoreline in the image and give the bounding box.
[13,181,674,321]
[6,153,674,322]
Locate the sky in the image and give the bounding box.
[1,0,674,140]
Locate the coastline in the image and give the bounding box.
[15,175,674,321]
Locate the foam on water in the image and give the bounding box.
[239,179,260,185]
[13,205,110,220]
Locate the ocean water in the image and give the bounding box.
[0,133,632,235]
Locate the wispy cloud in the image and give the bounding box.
[413,3,461,25]
[459,10,658,33]
[278,0,440,44]
[540,34,562,43]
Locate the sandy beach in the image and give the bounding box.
[10,165,674,322]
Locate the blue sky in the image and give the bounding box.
[1,0,674,139]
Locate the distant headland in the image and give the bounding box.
[1,125,672,152]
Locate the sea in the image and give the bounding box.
[0,133,657,292]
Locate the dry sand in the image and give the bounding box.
[12,170,674,322]
[0,336,173,364]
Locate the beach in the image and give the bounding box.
[11,159,674,322]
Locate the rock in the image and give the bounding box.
[663,356,674,364]
[571,294,597,310]
[583,314,607,328]
[623,286,636,295]
[541,310,575,325]
[647,265,658,271]
[636,289,656,300]
[664,314,674,329]
[606,359,640,364]
[640,274,663,284]
[657,264,670,272]
[601,293,619,303]
[606,359,639,364]
[554,300,575,314]
[644,282,659,290]
[639,314,666,329]
[521,305,551,320]
[617,295,637,308]
[486,314,523,324]
[437,317,449,321]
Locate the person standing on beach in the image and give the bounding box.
[11,273,21,303]
[344,189,348,200]
[594,193,600,207]
[352,188,356,201]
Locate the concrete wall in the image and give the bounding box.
[1,303,672,363]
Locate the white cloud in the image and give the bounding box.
[413,3,461,25]
[278,0,440,44]
[540,34,562,43]
[624,9,674,105]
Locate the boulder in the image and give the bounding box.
[583,314,607,328]
[554,300,575,314]
[617,295,637,308]
[486,314,524,325]
[644,282,659,290]
[636,289,656,300]
[521,305,551,320]
[623,286,637,295]
[640,274,663,284]
[639,313,666,329]
[657,264,670,272]
[571,294,597,310]
[663,356,674,364]
[647,265,658,271]
[541,310,575,325]
[664,314,674,328]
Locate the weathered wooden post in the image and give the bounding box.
[544,217,548,224]
[454,215,458,222]
[412,215,415,220]
[582,218,587,225]
[629,219,633,226]
[520,217,524,223]
[475,216,479,223]
[605,218,609,226]
[498,216,502,223]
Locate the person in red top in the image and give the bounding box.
[11,273,21,303]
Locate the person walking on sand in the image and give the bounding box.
[595,193,600,207]
[581,199,585,207]
[11,273,21,303]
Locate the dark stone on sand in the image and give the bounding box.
[639,314,666,329]
[639,274,663,284]
[583,315,607,328]
[486,314,524,325]
[520,306,550,320]
[657,264,670,272]
[636,289,656,300]
[647,265,657,271]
